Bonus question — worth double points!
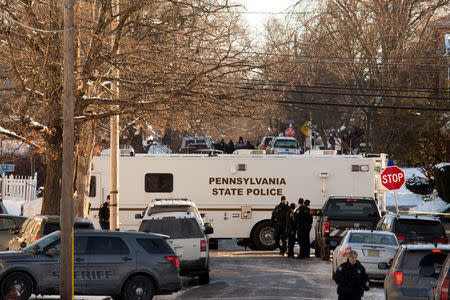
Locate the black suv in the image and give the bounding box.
[375,213,448,244]
[314,196,381,261]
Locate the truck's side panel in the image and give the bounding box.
[89,154,383,240]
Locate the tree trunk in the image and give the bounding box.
[41,150,62,215]
[75,121,95,218]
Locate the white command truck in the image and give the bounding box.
[86,150,387,250]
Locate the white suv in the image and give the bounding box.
[266,136,301,154]
[137,199,213,284]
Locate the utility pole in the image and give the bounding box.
[110,0,120,230]
[61,0,74,297]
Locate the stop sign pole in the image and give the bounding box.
[381,166,406,214]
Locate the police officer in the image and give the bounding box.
[334,250,370,300]
[297,199,313,258]
[271,195,290,255]
[294,198,304,252]
[286,203,297,258]
[99,195,110,230]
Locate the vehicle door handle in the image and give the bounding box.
[122,257,133,262]
[75,257,84,262]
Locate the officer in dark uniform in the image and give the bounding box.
[297,199,313,258]
[286,203,297,258]
[99,195,110,230]
[271,195,290,255]
[294,198,304,252]
[334,250,370,300]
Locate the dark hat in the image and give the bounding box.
[298,198,304,204]
[290,203,296,209]
[304,199,310,206]
[281,195,286,201]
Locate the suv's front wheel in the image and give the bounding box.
[199,270,210,285]
[1,272,33,300]
[121,275,154,300]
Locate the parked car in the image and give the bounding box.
[428,254,450,300]
[135,198,205,224]
[0,214,27,250]
[266,136,301,154]
[315,196,381,260]
[0,230,182,299]
[139,210,213,284]
[257,136,274,150]
[101,144,135,156]
[9,215,95,250]
[382,244,450,300]
[332,230,399,279]
[375,213,448,245]
[180,136,213,153]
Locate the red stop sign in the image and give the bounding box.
[381,166,405,190]
[285,127,295,137]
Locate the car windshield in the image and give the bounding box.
[349,232,398,246]
[23,231,59,253]
[324,199,378,218]
[396,219,445,236]
[139,218,203,239]
[263,137,273,145]
[273,139,297,148]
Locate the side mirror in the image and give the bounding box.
[204,223,214,235]
[20,241,27,249]
[378,262,389,270]
[45,247,57,256]
[135,214,143,219]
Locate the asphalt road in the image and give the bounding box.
[30,240,385,300]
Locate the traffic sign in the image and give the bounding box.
[0,164,14,172]
[285,127,295,137]
[381,166,405,190]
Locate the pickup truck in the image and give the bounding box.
[314,196,381,261]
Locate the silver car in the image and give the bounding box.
[332,230,399,279]
[266,136,300,154]
[0,230,182,299]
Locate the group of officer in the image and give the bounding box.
[271,195,313,258]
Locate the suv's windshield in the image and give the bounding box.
[396,219,445,236]
[23,232,59,253]
[273,139,297,148]
[324,199,378,218]
[140,218,203,239]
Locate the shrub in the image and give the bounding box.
[405,174,435,195]
[433,163,450,204]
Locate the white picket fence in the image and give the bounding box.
[0,173,37,201]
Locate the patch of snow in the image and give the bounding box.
[434,162,450,172]
[2,199,26,216]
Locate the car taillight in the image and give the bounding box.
[435,237,449,244]
[324,221,330,234]
[440,278,449,300]
[394,271,403,285]
[396,234,405,241]
[200,239,207,252]
[166,256,179,268]
[342,247,351,257]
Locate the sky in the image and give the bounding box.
[235,0,298,35]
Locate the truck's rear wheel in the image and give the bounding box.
[321,245,330,261]
[314,240,321,257]
[251,221,277,250]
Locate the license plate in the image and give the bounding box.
[368,250,379,257]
